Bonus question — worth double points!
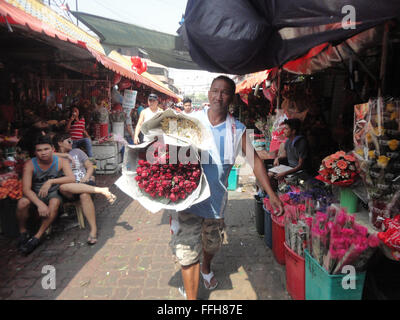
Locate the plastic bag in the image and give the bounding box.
[353,97,400,230]
[269,109,287,153]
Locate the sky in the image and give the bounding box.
[60,0,188,35]
[50,0,221,95]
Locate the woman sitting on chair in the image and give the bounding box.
[53,133,116,244]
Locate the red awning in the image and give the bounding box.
[0,1,179,100]
[235,69,272,94]
[87,47,180,99]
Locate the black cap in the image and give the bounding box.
[148,93,158,100]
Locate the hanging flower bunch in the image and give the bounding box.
[316,151,358,186]
[134,144,201,202]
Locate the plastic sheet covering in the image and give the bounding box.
[353,98,400,231]
[180,0,400,74]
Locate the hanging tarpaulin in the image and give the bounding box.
[180,0,400,75]
[282,27,381,74]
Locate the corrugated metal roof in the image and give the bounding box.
[1,0,179,99]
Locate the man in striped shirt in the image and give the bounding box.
[66,107,93,157]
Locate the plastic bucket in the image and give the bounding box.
[284,242,305,300]
[305,250,366,300]
[255,196,264,235]
[227,167,239,190]
[271,213,286,265]
[263,205,273,249]
[339,187,358,213]
[112,121,124,138]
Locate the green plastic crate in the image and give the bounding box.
[305,250,366,300]
[227,167,239,190]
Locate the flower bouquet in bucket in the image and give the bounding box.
[309,206,380,274]
[115,138,210,213]
[316,151,359,213]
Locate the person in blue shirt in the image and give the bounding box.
[170,76,283,300]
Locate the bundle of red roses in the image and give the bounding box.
[134,144,201,203]
[316,151,358,187]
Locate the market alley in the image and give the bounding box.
[0,171,289,300]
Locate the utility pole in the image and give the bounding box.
[75,0,79,26]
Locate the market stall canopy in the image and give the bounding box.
[235,70,273,93]
[71,11,201,71]
[180,0,400,75]
[0,0,179,100]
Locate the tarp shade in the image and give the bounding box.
[71,11,201,70]
[180,0,400,75]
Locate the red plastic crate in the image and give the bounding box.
[271,213,286,265]
[284,242,305,300]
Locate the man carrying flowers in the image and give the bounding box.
[170,76,283,300]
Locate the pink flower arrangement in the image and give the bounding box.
[316,151,358,186]
[311,208,381,273]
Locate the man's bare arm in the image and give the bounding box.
[22,160,46,208]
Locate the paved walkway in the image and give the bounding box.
[0,170,290,300]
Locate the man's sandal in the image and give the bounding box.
[200,270,218,290]
[87,235,98,245]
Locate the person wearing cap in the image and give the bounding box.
[134,93,163,144]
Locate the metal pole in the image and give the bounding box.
[76,0,79,26]
[378,22,390,97]
[276,68,282,109]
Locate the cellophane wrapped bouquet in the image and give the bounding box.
[311,207,380,274]
[353,98,400,230]
[377,214,400,261]
[264,186,335,257]
[316,151,358,187]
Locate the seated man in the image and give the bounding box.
[270,118,310,182]
[16,135,76,255]
[53,133,116,245]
